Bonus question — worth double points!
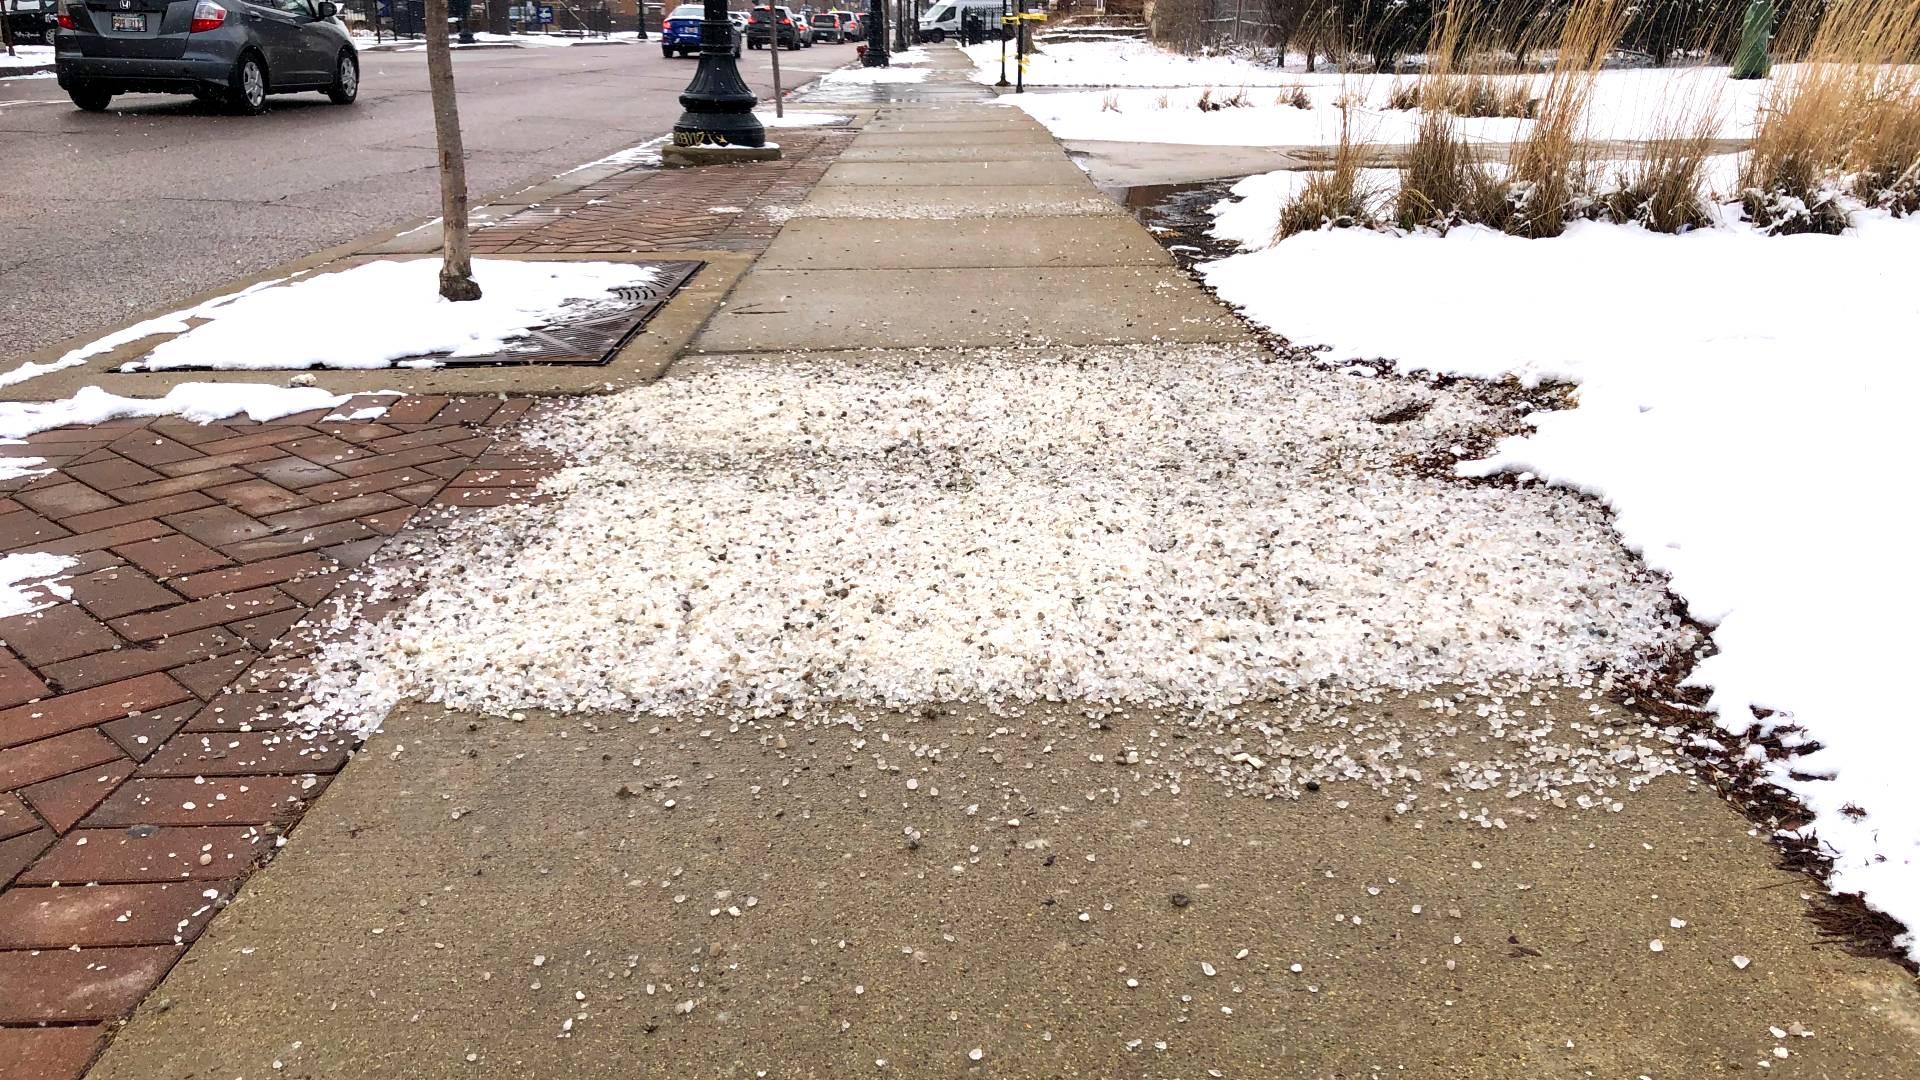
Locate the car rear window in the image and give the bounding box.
[811,14,833,23]
[668,4,703,16]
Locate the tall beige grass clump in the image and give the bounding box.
[1602,78,1724,233]
[1504,0,1629,237]
[1743,0,1920,231]
[1277,101,1382,239]
[1393,7,1512,232]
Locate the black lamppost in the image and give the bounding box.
[672,0,766,147]
[862,0,888,65]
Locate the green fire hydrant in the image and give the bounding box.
[1732,0,1773,80]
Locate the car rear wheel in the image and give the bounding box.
[325,50,358,105]
[227,52,267,115]
[68,85,113,112]
[661,43,673,57]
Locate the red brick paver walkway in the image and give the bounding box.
[0,395,553,1080]
[472,126,856,256]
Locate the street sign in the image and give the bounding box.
[376,0,390,15]
[536,3,553,22]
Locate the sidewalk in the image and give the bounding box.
[59,46,1920,1080]
[0,105,862,1080]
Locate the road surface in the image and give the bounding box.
[0,38,848,367]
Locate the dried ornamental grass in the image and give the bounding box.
[1503,0,1626,238]
[1743,0,1920,232]
[1277,102,1381,238]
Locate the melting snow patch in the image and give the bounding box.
[756,111,851,127]
[822,64,929,85]
[0,383,390,441]
[109,259,663,372]
[0,552,77,620]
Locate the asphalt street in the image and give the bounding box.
[0,38,848,367]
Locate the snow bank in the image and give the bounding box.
[117,259,663,372]
[1199,200,1920,955]
[985,40,1767,147]
[0,45,53,69]
[0,384,384,441]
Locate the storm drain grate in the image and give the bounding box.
[426,260,704,367]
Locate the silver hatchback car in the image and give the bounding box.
[55,0,357,114]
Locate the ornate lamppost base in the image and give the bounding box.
[662,143,783,167]
[672,0,767,151]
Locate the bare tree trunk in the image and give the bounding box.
[424,0,482,301]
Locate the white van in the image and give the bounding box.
[917,0,1005,42]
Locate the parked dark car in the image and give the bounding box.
[5,0,58,45]
[745,5,799,49]
[659,2,741,57]
[54,0,357,114]
[807,10,847,41]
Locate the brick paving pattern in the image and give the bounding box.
[472,126,856,256]
[0,396,555,1079]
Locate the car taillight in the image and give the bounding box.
[188,0,225,31]
[56,11,75,28]
[779,16,789,23]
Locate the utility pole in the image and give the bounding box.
[995,0,1009,86]
[1013,0,1023,92]
[768,9,783,117]
[862,0,888,65]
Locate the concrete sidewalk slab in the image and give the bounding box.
[837,143,1069,162]
[858,122,1054,137]
[817,159,1093,187]
[793,186,1122,219]
[89,697,1920,1080]
[755,218,1172,270]
[689,266,1250,352]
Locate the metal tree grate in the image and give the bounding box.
[423,260,704,367]
[126,261,704,371]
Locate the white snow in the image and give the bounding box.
[756,110,851,127]
[0,45,53,69]
[564,135,670,174]
[0,443,49,483]
[0,553,76,620]
[979,40,1768,147]
[0,383,389,441]
[1199,187,1920,957]
[0,277,291,391]
[111,259,663,372]
[822,63,929,84]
